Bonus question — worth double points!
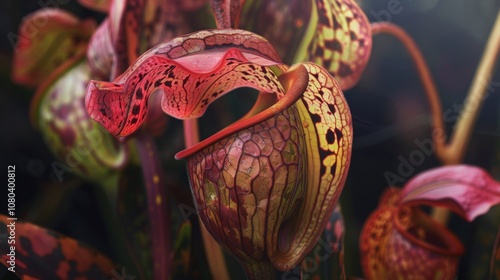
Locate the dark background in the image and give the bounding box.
[1,0,500,279]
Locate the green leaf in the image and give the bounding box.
[241,0,373,90]
[78,0,112,12]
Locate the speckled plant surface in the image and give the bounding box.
[1,1,500,279]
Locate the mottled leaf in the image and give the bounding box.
[174,0,209,11]
[86,29,285,137]
[400,165,500,221]
[12,8,95,88]
[78,0,112,12]
[87,27,352,278]
[31,55,127,183]
[0,215,116,279]
[299,0,372,90]
[360,189,464,280]
[466,205,500,279]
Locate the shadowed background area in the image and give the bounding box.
[1,0,500,279]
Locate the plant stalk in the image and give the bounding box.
[182,118,231,280]
[135,132,171,280]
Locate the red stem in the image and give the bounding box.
[135,132,171,280]
[371,22,446,157]
[371,17,500,165]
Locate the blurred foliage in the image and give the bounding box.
[1,0,500,279]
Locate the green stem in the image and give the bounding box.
[443,9,500,164]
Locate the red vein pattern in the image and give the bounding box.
[360,189,464,280]
[86,29,352,276]
[86,30,284,137]
[239,0,372,90]
[185,62,351,272]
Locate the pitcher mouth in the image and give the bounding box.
[175,64,309,160]
[393,206,465,257]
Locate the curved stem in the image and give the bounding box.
[371,10,500,224]
[370,22,446,158]
[135,132,171,280]
[446,9,500,164]
[182,118,231,280]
